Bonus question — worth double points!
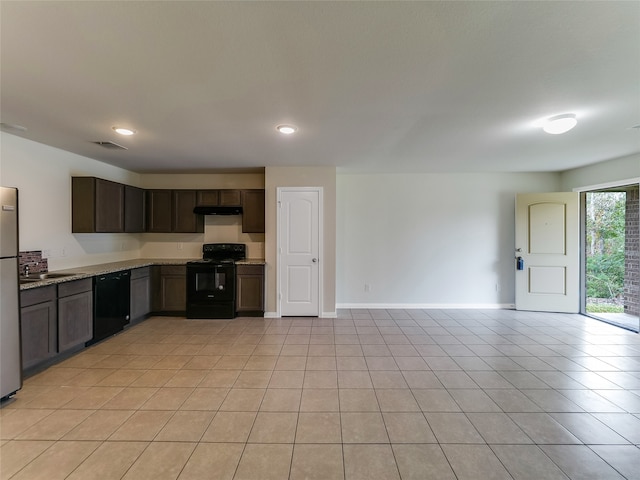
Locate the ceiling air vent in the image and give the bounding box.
[93,141,128,150]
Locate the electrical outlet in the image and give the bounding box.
[61,247,67,257]
[496,283,501,292]
[364,283,371,292]
[177,242,183,250]
[42,249,51,258]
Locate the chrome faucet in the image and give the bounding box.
[22,262,39,277]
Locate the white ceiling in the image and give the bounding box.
[1,1,639,174]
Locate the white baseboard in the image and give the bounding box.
[336,303,515,310]
[263,311,338,318]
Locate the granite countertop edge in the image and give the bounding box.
[20,258,266,290]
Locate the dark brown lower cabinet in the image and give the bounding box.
[130,267,152,321]
[58,279,93,353]
[152,265,186,313]
[20,286,57,370]
[236,264,264,316]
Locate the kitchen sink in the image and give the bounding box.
[19,277,41,284]
[36,273,78,279]
[19,273,80,284]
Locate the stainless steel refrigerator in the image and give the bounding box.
[0,186,22,400]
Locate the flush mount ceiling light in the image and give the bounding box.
[276,124,297,135]
[542,114,577,135]
[112,126,136,136]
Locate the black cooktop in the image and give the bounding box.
[188,243,246,265]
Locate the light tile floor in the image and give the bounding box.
[1,309,640,479]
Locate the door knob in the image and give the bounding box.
[312,258,318,263]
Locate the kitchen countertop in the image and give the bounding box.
[19,257,266,290]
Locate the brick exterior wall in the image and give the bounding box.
[624,186,639,316]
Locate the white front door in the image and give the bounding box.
[515,192,580,313]
[278,188,322,316]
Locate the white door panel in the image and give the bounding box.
[288,199,313,253]
[515,192,579,313]
[279,188,321,316]
[287,266,313,303]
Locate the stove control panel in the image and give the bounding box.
[202,243,246,260]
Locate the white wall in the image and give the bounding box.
[560,153,640,191]
[0,132,142,270]
[336,172,561,308]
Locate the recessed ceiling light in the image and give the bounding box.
[112,126,136,136]
[543,114,577,135]
[276,125,297,135]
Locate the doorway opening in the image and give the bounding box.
[583,184,639,332]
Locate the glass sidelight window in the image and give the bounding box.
[583,184,639,332]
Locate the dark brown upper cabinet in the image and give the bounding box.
[72,177,125,233]
[173,190,204,233]
[124,185,145,233]
[219,189,241,206]
[145,189,173,232]
[73,179,261,234]
[196,190,220,206]
[146,189,204,233]
[196,189,242,206]
[241,190,265,233]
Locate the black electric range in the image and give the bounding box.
[186,243,246,319]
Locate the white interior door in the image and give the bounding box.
[278,188,322,316]
[515,192,579,313]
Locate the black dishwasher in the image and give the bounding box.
[87,270,131,345]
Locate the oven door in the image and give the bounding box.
[187,263,235,304]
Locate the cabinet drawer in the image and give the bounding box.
[237,265,264,275]
[131,266,151,280]
[160,265,186,275]
[20,285,56,307]
[58,278,93,297]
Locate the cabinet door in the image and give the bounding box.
[219,190,241,206]
[241,190,265,233]
[236,265,264,314]
[95,178,125,232]
[197,190,219,206]
[21,301,57,370]
[153,266,186,312]
[124,185,145,233]
[173,190,204,233]
[130,274,151,320]
[72,177,125,233]
[72,177,97,233]
[146,190,173,232]
[58,290,93,352]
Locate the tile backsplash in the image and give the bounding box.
[19,250,48,274]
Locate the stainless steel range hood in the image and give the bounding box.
[193,205,243,215]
